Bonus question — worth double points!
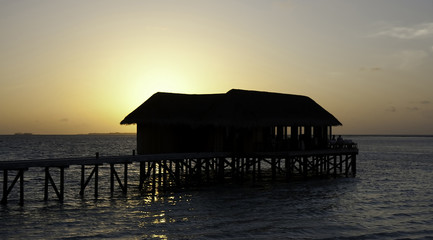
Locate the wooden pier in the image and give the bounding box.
[0,148,357,205]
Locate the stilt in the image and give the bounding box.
[252,158,256,183]
[257,158,262,180]
[94,164,99,198]
[345,156,349,177]
[271,158,276,181]
[303,157,308,178]
[175,160,180,185]
[352,154,357,176]
[1,169,26,205]
[2,170,7,204]
[19,169,25,206]
[333,155,337,178]
[285,158,290,180]
[205,158,210,183]
[110,163,128,194]
[79,164,100,198]
[162,160,167,191]
[218,157,225,181]
[152,162,156,195]
[139,162,145,190]
[80,165,85,196]
[44,167,66,202]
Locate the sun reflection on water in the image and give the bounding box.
[151,234,168,240]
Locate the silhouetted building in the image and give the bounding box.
[121,89,341,154]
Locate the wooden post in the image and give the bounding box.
[271,158,276,181]
[303,157,308,178]
[44,167,49,201]
[110,164,114,194]
[205,158,210,183]
[44,167,66,202]
[95,152,99,199]
[94,164,99,199]
[352,154,357,176]
[231,157,236,179]
[252,158,256,183]
[345,155,349,177]
[139,162,145,190]
[152,162,156,195]
[285,158,290,180]
[162,160,167,191]
[175,160,180,185]
[196,159,201,182]
[241,158,245,180]
[60,167,64,202]
[258,158,261,180]
[80,165,85,196]
[19,169,24,206]
[158,161,162,189]
[333,155,337,178]
[2,170,7,204]
[1,169,26,205]
[124,162,128,194]
[326,155,330,177]
[218,157,225,181]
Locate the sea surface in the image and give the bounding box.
[1,135,433,239]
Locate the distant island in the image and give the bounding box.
[87,132,136,135]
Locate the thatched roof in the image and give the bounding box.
[120,89,342,127]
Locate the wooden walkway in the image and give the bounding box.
[0,148,358,205]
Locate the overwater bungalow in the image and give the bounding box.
[121,89,342,154]
[0,89,358,205]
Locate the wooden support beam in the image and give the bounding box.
[257,158,261,180]
[205,158,210,183]
[20,169,24,206]
[303,157,308,178]
[110,163,128,194]
[352,154,357,176]
[139,162,145,190]
[271,158,276,181]
[175,160,180,185]
[79,165,100,198]
[333,155,337,178]
[44,167,66,202]
[218,157,225,181]
[1,169,26,205]
[2,170,7,204]
[152,161,156,195]
[285,158,291,180]
[252,158,256,183]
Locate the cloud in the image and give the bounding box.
[59,118,69,122]
[393,50,428,70]
[374,22,433,39]
[386,106,397,112]
[407,107,419,112]
[370,67,382,71]
[421,100,431,105]
[359,67,383,72]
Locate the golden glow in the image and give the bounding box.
[1,1,433,134]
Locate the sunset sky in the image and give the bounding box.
[1,0,433,135]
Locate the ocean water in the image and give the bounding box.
[1,135,433,239]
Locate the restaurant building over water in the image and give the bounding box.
[121,89,344,154]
